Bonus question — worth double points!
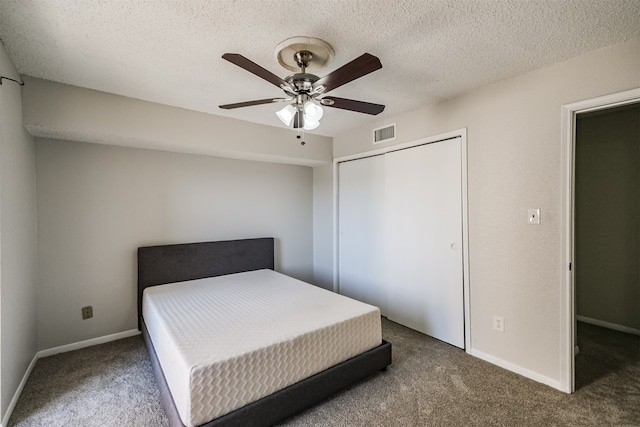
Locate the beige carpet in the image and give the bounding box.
[8,319,640,426]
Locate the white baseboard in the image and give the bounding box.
[37,329,140,358]
[1,329,141,427]
[576,315,640,336]
[470,348,562,392]
[1,353,39,427]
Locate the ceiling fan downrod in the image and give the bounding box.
[293,51,313,73]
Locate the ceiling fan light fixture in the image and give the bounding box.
[278,102,323,130]
[303,120,320,131]
[304,101,323,122]
[302,101,322,130]
[276,104,296,126]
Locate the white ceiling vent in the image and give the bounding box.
[373,123,396,144]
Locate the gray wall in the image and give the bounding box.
[321,38,640,387]
[19,75,330,352]
[312,164,334,290]
[575,104,640,331]
[0,42,38,421]
[36,139,313,350]
[22,77,332,167]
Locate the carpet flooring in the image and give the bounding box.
[8,320,640,426]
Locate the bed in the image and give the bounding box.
[138,237,392,427]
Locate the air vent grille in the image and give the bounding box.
[373,123,396,144]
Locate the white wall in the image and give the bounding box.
[36,139,313,350]
[0,42,38,421]
[321,38,640,388]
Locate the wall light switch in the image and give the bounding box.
[528,208,540,225]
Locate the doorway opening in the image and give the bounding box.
[574,102,639,390]
[561,88,640,393]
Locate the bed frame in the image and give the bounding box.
[137,237,392,427]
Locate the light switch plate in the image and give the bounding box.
[528,208,540,225]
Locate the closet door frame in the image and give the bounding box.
[333,128,471,353]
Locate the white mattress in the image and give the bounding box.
[142,269,382,427]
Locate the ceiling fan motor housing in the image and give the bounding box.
[285,73,319,94]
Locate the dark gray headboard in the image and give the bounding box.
[137,237,274,329]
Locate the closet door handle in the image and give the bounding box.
[450,243,458,250]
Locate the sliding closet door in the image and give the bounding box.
[385,137,464,348]
[338,155,387,315]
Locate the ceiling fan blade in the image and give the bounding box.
[219,98,288,109]
[314,53,382,93]
[321,96,385,115]
[222,53,289,89]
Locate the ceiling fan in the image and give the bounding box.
[219,40,384,131]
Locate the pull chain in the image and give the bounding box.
[296,128,306,145]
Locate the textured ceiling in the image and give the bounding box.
[0,0,638,137]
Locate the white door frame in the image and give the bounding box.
[333,128,471,352]
[560,88,640,393]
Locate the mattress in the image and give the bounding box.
[142,269,382,427]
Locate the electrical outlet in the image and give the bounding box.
[82,306,93,320]
[493,315,504,332]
